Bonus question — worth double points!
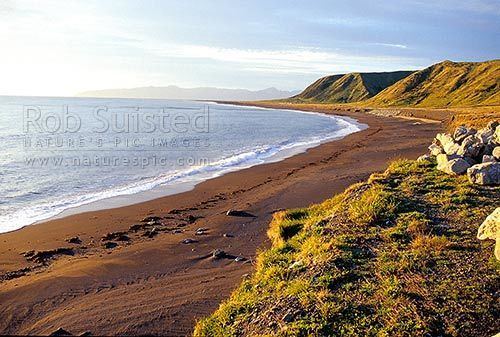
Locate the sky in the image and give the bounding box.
[0,0,499,96]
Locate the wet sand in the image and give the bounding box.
[0,105,442,336]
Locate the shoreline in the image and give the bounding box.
[0,105,442,336]
[2,103,366,234]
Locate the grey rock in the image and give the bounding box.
[66,236,81,244]
[463,156,478,166]
[103,241,117,249]
[446,158,471,175]
[428,143,443,156]
[481,143,496,158]
[457,135,483,158]
[436,153,470,175]
[212,249,226,259]
[129,223,146,231]
[482,155,497,163]
[475,128,494,144]
[226,209,238,216]
[195,227,208,235]
[467,162,500,185]
[436,153,462,173]
[453,125,476,143]
[436,133,460,155]
[477,207,500,260]
[493,146,500,160]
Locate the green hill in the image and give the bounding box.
[194,159,499,337]
[367,60,500,107]
[290,71,414,103]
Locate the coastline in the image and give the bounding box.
[0,106,442,336]
[2,102,365,233]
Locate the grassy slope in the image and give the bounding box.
[194,159,499,337]
[290,71,413,103]
[365,60,500,108]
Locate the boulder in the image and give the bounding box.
[463,156,478,166]
[477,207,500,260]
[436,133,460,155]
[493,146,500,160]
[428,143,443,156]
[457,135,483,158]
[467,162,500,185]
[453,125,476,143]
[436,154,469,175]
[445,158,471,175]
[475,127,494,144]
[482,143,496,157]
[482,155,496,163]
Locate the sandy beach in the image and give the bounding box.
[0,106,442,336]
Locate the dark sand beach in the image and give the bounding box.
[0,106,442,336]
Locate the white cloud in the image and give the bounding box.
[134,43,422,75]
[371,43,409,49]
[0,1,426,95]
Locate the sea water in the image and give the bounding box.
[0,96,365,232]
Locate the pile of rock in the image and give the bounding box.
[422,121,500,185]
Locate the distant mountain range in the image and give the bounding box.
[77,86,300,101]
[289,60,499,108]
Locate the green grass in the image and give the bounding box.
[193,158,500,337]
[286,60,499,108]
[289,71,413,104]
[365,60,500,108]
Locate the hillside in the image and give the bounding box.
[367,60,500,107]
[77,86,300,101]
[194,159,499,337]
[290,71,413,103]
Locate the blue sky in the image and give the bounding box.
[0,0,499,96]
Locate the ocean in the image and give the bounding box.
[0,96,365,233]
